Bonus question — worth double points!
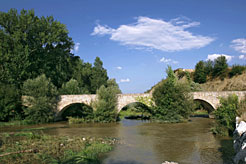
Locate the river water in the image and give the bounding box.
[0,117,234,164]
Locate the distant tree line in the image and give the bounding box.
[0,9,117,123]
[193,56,246,84]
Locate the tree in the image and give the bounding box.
[106,78,121,94]
[212,56,228,79]
[204,60,213,76]
[152,66,194,122]
[229,65,246,78]
[22,74,58,123]
[194,61,207,83]
[0,9,75,88]
[89,57,108,93]
[0,83,23,121]
[93,85,118,122]
[59,79,82,95]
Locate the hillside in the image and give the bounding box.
[200,73,246,91]
[147,71,246,93]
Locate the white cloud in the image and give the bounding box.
[239,55,246,60]
[72,42,80,53]
[231,38,246,53]
[91,25,115,36]
[160,57,179,64]
[92,16,214,52]
[116,66,122,70]
[120,78,130,83]
[207,54,233,62]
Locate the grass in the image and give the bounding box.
[118,110,151,120]
[193,110,208,115]
[0,132,117,164]
[200,72,246,91]
[0,120,35,126]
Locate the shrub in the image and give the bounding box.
[152,66,194,122]
[93,85,119,122]
[22,74,58,123]
[213,94,239,136]
[229,65,246,78]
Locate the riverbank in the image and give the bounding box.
[0,132,117,164]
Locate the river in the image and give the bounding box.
[0,117,234,164]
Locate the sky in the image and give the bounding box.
[1,0,246,93]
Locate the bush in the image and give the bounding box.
[93,85,119,123]
[152,66,194,122]
[213,94,239,136]
[229,65,246,78]
[0,83,23,121]
[22,74,58,123]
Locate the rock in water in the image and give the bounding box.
[233,117,246,164]
[162,161,178,164]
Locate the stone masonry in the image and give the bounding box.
[56,91,246,117]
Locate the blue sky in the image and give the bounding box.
[1,0,246,93]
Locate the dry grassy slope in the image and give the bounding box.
[200,73,246,91]
[147,72,246,93]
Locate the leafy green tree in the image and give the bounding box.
[152,66,194,122]
[213,94,238,136]
[106,78,121,94]
[204,60,213,76]
[229,65,246,78]
[212,56,228,79]
[0,9,75,88]
[194,61,207,83]
[0,83,23,121]
[93,85,118,122]
[22,74,58,123]
[59,79,82,94]
[90,57,108,93]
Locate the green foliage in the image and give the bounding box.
[213,94,239,136]
[0,133,115,164]
[59,79,82,94]
[89,57,108,93]
[194,61,207,83]
[0,83,23,121]
[229,65,246,78]
[152,66,194,122]
[204,60,213,76]
[22,74,58,123]
[0,9,75,88]
[185,71,201,91]
[106,78,121,94]
[135,96,154,108]
[212,56,228,79]
[93,85,119,123]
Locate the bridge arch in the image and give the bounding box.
[194,99,215,113]
[117,93,151,113]
[56,102,93,121]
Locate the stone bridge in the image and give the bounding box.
[56,91,246,118]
